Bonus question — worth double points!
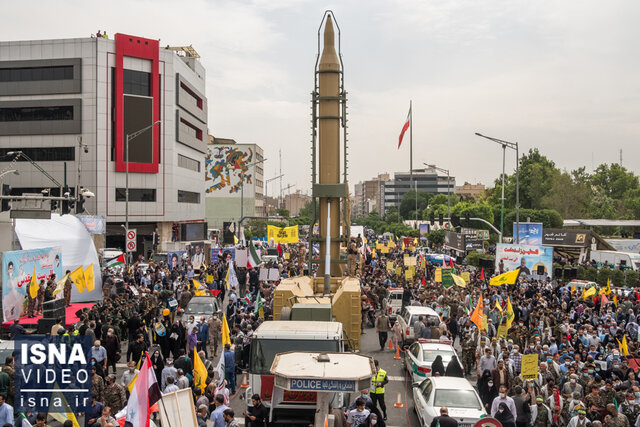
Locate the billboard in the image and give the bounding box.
[444,231,465,252]
[167,250,187,271]
[495,243,553,281]
[543,229,590,247]
[2,247,64,322]
[419,224,430,238]
[205,145,254,196]
[513,223,543,246]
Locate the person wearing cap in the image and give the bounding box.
[563,373,584,399]
[567,409,589,427]
[620,390,640,426]
[196,404,208,427]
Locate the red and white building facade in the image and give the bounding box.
[0,34,208,254]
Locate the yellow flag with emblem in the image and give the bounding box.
[505,297,515,329]
[84,264,95,292]
[489,268,520,286]
[69,265,86,293]
[451,273,466,288]
[606,278,612,295]
[53,273,69,296]
[29,267,39,299]
[193,348,208,392]
[582,286,596,300]
[221,314,231,347]
[495,300,503,313]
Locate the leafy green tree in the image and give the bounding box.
[426,229,445,245]
[590,163,639,200]
[399,190,430,220]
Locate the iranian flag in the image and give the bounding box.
[248,242,261,268]
[125,352,161,427]
[106,254,125,268]
[398,105,411,149]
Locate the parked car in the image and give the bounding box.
[396,306,441,347]
[404,338,461,383]
[180,296,222,324]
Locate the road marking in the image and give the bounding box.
[388,375,405,381]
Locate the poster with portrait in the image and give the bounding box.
[167,251,186,271]
[190,242,205,267]
[495,243,553,281]
[2,247,63,323]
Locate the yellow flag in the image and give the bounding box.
[127,372,138,393]
[193,348,208,392]
[194,290,206,296]
[29,267,39,299]
[470,295,484,330]
[402,240,406,251]
[221,314,231,347]
[489,268,520,286]
[53,273,69,296]
[606,278,612,295]
[193,279,203,289]
[505,297,515,329]
[84,264,95,292]
[495,300,503,313]
[618,336,630,356]
[613,294,618,305]
[582,286,596,300]
[233,234,239,245]
[70,265,86,293]
[372,249,376,259]
[452,273,467,288]
[267,225,299,243]
[48,385,80,427]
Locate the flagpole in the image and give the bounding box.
[409,100,413,184]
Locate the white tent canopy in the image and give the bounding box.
[15,214,102,302]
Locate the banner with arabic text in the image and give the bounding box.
[267,225,299,244]
[495,243,553,280]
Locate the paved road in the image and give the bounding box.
[226,319,423,427]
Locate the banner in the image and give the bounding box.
[461,272,471,284]
[513,223,543,245]
[434,268,442,283]
[495,243,553,280]
[543,229,590,247]
[441,268,453,288]
[444,231,465,252]
[2,247,63,322]
[404,256,417,266]
[76,215,106,234]
[267,225,299,244]
[386,261,394,272]
[210,248,236,264]
[521,354,539,380]
[419,224,430,238]
[497,325,508,339]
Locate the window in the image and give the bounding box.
[177,154,200,172]
[180,118,203,141]
[180,82,203,109]
[115,188,156,202]
[0,106,73,122]
[0,66,74,82]
[433,389,481,409]
[123,69,151,96]
[0,147,74,162]
[177,190,200,204]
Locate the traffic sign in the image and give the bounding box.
[474,418,502,427]
[126,229,137,252]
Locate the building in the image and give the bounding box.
[284,189,311,217]
[456,182,486,200]
[352,173,389,218]
[379,167,455,215]
[204,138,264,230]
[0,34,208,255]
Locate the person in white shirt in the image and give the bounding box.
[163,376,179,394]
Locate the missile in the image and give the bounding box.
[318,14,342,278]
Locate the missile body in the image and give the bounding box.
[318,15,342,278]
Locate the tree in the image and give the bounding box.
[399,190,430,220]
[426,229,445,245]
[542,170,591,219]
[590,163,639,200]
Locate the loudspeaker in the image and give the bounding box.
[567,268,578,279]
[37,318,58,334]
[479,258,493,269]
[267,248,278,256]
[554,267,563,278]
[537,265,545,275]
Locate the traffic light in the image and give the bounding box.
[438,213,443,225]
[1,184,10,212]
[429,212,435,226]
[465,212,471,226]
[76,195,85,214]
[451,214,460,227]
[61,186,71,215]
[50,199,58,212]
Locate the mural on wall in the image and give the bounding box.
[205,146,253,194]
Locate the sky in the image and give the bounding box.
[4,0,640,196]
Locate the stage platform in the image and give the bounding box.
[1,302,94,329]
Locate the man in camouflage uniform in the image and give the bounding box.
[620,391,640,426]
[584,385,606,413]
[91,365,105,401]
[2,357,14,406]
[462,333,476,374]
[208,314,222,357]
[533,397,551,427]
[63,270,72,307]
[36,279,46,314]
[103,374,127,415]
[26,284,36,318]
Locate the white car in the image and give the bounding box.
[405,339,461,384]
[413,377,486,427]
[385,288,404,316]
[396,306,442,347]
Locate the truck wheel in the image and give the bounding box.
[280,306,292,320]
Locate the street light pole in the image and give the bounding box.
[475,132,519,244]
[125,120,161,265]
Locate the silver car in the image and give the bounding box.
[180,296,222,325]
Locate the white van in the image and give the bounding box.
[396,306,442,347]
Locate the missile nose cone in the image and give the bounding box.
[320,14,339,70]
